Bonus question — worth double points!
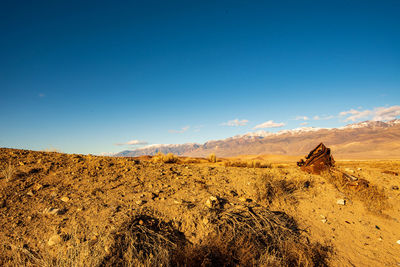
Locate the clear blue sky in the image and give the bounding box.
[1,0,399,154]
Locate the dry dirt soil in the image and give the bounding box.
[1,148,400,266]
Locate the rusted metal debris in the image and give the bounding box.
[298,143,370,189]
[297,143,335,174]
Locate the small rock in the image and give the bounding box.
[60,196,70,202]
[27,190,34,197]
[136,200,145,205]
[205,196,219,209]
[202,217,209,225]
[48,234,62,246]
[357,168,362,171]
[33,184,43,191]
[321,219,327,223]
[0,200,6,208]
[392,186,399,190]
[397,240,400,245]
[337,199,346,205]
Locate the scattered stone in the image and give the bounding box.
[392,185,399,190]
[238,196,252,202]
[48,234,62,246]
[135,200,146,205]
[321,219,327,223]
[205,196,219,209]
[60,196,70,202]
[375,225,380,230]
[27,190,34,197]
[337,199,346,205]
[33,184,43,191]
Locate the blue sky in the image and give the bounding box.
[1,0,399,154]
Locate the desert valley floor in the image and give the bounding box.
[1,148,400,266]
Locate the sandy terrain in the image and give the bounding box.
[0,148,399,266]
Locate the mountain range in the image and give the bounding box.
[116,120,400,159]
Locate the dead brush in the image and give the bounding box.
[174,205,330,266]
[224,160,271,168]
[102,214,184,267]
[254,173,312,206]
[208,153,217,163]
[151,152,179,164]
[1,160,15,182]
[322,170,389,213]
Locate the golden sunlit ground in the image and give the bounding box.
[1,148,399,266]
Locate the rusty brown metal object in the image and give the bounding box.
[297,143,335,174]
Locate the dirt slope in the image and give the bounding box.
[1,148,400,266]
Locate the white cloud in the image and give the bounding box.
[339,105,400,122]
[115,140,148,146]
[169,126,190,133]
[313,115,335,120]
[294,116,309,120]
[221,119,249,127]
[254,120,285,129]
[373,106,400,121]
[300,122,308,126]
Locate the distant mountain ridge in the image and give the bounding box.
[115,120,400,159]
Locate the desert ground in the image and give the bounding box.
[0,148,400,266]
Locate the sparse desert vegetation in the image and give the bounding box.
[0,148,400,266]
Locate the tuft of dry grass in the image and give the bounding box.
[174,205,330,266]
[224,159,271,168]
[1,161,15,182]
[254,173,312,207]
[103,213,182,267]
[151,152,179,164]
[208,153,217,163]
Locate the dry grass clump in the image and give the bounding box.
[151,152,179,164]
[254,173,312,206]
[103,214,183,267]
[175,206,330,266]
[1,160,15,182]
[208,153,217,163]
[322,170,389,213]
[224,159,271,168]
